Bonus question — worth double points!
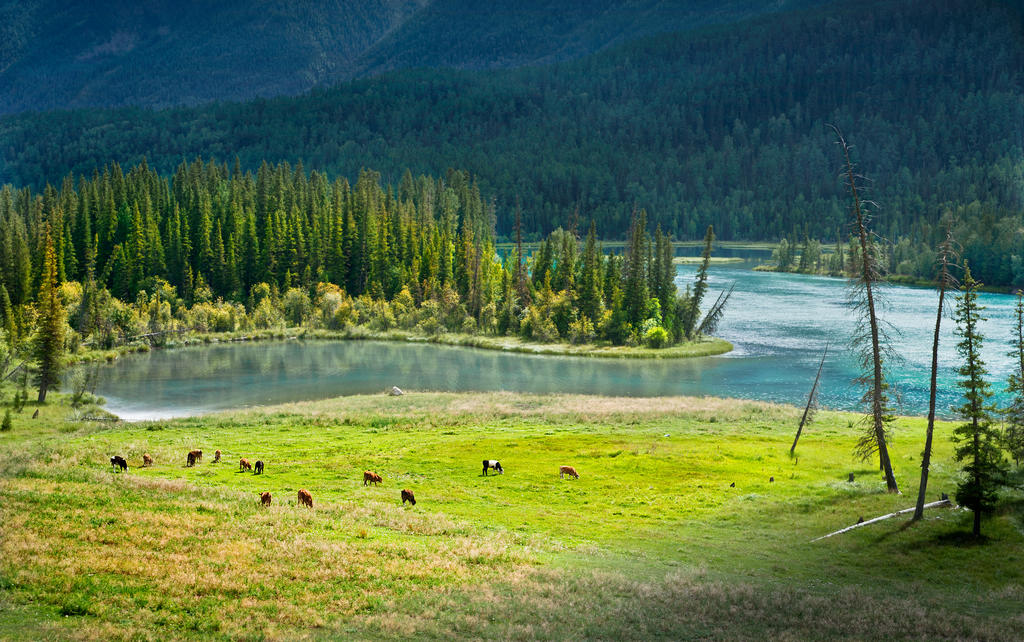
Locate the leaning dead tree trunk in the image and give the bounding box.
[696,283,735,337]
[792,343,829,454]
[812,499,952,542]
[832,125,900,493]
[914,226,958,521]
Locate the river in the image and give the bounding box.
[85,250,1022,421]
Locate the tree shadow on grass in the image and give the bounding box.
[933,530,990,547]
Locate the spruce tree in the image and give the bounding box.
[681,224,714,339]
[622,209,649,327]
[33,227,66,403]
[952,265,1007,537]
[1003,292,1024,468]
[577,222,603,322]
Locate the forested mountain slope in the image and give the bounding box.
[0,0,427,114]
[348,0,827,77]
[3,0,1021,249]
[0,0,820,114]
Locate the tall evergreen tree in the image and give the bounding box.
[33,227,65,403]
[1003,292,1024,468]
[952,265,1007,537]
[577,222,603,322]
[622,209,649,327]
[681,224,714,339]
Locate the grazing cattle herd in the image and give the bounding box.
[107,449,597,512]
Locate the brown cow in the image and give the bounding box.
[559,465,579,480]
[297,489,313,508]
[239,458,253,472]
[186,452,197,467]
[142,453,153,467]
[189,449,203,463]
[401,489,416,505]
[260,492,272,507]
[363,471,382,486]
[213,450,221,463]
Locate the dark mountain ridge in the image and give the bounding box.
[0,0,824,114]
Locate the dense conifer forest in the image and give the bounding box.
[2,0,1021,275]
[0,160,713,352]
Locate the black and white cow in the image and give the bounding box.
[110,455,128,472]
[482,460,504,475]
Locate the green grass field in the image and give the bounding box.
[1,391,1022,640]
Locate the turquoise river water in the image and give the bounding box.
[86,252,1022,421]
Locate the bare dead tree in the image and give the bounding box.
[914,224,959,520]
[832,125,900,493]
[792,342,829,455]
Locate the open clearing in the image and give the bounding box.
[1,391,1022,640]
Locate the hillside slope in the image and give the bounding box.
[0,0,426,113]
[0,0,824,114]
[2,0,1021,251]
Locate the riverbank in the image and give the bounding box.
[753,263,1016,294]
[0,389,1020,639]
[68,326,733,366]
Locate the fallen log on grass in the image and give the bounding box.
[811,498,952,542]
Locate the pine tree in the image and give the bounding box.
[952,265,1007,537]
[1003,292,1024,468]
[577,222,603,322]
[622,209,649,327]
[33,227,66,403]
[681,224,714,339]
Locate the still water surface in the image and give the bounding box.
[89,254,1021,420]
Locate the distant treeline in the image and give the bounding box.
[0,159,718,351]
[0,0,1021,247]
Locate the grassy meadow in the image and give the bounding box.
[1,390,1023,640]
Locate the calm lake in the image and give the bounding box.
[86,250,1022,421]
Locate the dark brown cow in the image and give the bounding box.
[559,465,579,479]
[297,489,313,508]
[401,489,416,505]
[254,460,264,475]
[260,492,272,507]
[189,449,203,463]
[186,452,197,467]
[142,453,153,467]
[363,471,382,486]
[239,458,252,472]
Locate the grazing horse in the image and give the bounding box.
[213,450,221,463]
[142,453,153,467]
[254,460,264,475]
[363,471,382,486]
[186,452,197,467]
[482,460,503,475]
[260,492,272,507]
[559,465,579,479]
[239,458,253,472]
[110,455,128,472]
[297,489,313,508]
[401,489,416,505]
